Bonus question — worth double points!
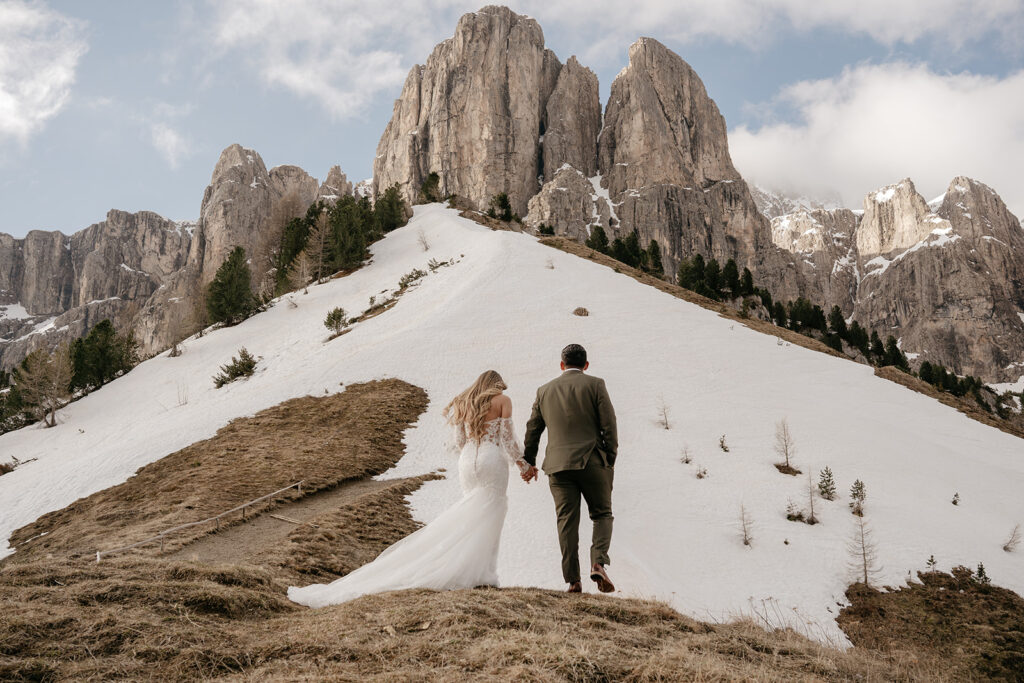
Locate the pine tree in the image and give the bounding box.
[610,237,630,265]
[585,225,610,254]
[818,466,836,500]
[848,321,869,356]
[324,307,350,336]
[740,267,754,296]
[850,479,866,516]
[828,305,848,338]
[418,172,441,203]
[623,229,644,269]
[287,250,312,294]
[305,211,330,284]
[70,319,135,391]
[206,246,257,325]
[722,259,740,298]
[646,240,664,278]
[377,183,410,231]
[15,344,72,427]
[772,301,788,327]
[703,259,722,298]
[883,336,910,371]
[870,331,884,359]
[677,254,706,290]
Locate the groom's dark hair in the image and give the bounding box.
[561,344,587,368]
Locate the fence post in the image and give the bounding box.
[96,551,101,563]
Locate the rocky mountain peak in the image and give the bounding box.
[374,6,562,216]
[856,178,942,257]
[542,56,601,179]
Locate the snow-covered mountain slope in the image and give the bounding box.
[1,204,1021,644]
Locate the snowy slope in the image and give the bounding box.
[1,204,1022,644]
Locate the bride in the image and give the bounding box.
[287,370,528,607]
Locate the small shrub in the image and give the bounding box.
[680,445,692,465]
[538,223,555,236]
[719,435,729,452]
[427,258,453,272]
[818,467,836,500]
[976,562,991,586]
[417,229,430,252]
[398,268,427,290]
[418,172,441,203]
[324,307,351,336]
[213,348,257,388]
[951,492,960,506]
[926,554,938,571]
[545,258,555,269]
[695,466,708,479]
[786,500,804,522]
[573,307,589,317]
[488,193,514,222]
[739,504,753,547]
[849,479,866,516]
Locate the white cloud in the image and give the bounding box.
[149,122,191,169]
[729,63,1024,217]
[206,0,465,119]
[0,0,88,144]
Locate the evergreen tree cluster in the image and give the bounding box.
[418,172,441,204]
[918,360,985,398]
[676,254,755,301]
[0,318,138,433]
[274,185,408,295]
[487,193,517,222]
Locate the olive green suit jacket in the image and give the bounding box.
[523,370,618,474]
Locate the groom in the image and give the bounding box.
[521,344,618,593]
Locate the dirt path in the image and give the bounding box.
[166,476,415,565]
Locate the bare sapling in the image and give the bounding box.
[773,418,800,475]
[1004,524,1021,553]
[739,504,754,547]
[657,395,671,430]
[719,435,729,452]
[680,445,692,465]
[806,472,818,525]
[417,229,431,252]
[847,514,881,587]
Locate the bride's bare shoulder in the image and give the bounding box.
[491,393,512,417]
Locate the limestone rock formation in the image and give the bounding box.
[542,57,601,180]
[318,165,354,202]
[769,176,1024,382]
[190,144,319,286]
[373,6,561,216]
[0,145,346,369]
[595,37,802,298]
[0,210,193,368]
[752,185,843,220]
[524,166,612,241]
[856,179,938,257]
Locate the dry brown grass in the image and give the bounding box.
[1,559,942,682]
[839,570,1024,680]
[7,379,429,562]
[263,475,440,585]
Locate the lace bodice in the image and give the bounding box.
[448,417,525,466]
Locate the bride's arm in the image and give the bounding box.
[498,399,528,469]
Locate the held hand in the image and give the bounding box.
[520,465,539,483]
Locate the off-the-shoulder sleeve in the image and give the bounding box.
[498,417,526,466]
[446,420,468,456]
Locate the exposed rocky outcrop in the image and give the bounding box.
[190,144,319,286]
[318,165,354,202]
[524,166,612,241]
[542,57,601,180]
[0,145,344,369]
[373,6,562,216]
[769,177,1024,382]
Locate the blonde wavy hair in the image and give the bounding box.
[444,370,507,442]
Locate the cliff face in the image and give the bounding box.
[768,177,1024,382]
[0,146,346,369]
[373,6,566,216]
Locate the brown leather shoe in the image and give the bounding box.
[590,564,615,593]
[567,581,582,593]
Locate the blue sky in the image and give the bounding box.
[1,0,1022,236]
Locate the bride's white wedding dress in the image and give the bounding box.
[287,417,525,607]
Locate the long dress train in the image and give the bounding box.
[287,417,524,607]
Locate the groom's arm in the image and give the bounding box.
[595,379,618,459]
[522,390,546,467]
